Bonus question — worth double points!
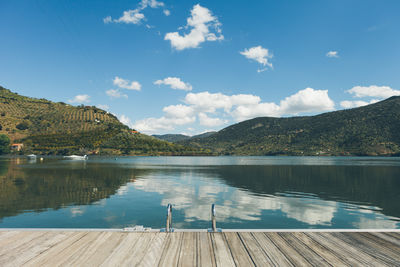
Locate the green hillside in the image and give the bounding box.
[0,86,208,155]
[152,131,216,143]
[180,96,400,156]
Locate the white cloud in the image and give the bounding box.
[68,94,90,104]
[346,85,400,99]
[340,99,379,109]
[164,4,223,50]
[134,88,335,134]
[240,46,273,70]
[103,16,112,24]
[104,0,167,25]
[113,76,141,91]
[119,114,133,127]
[198,112,227,127]
[154,77,192,91]
[96,104,110,110]
[231,102,281,121]
[279,87,335,115]
[106,89,128,99]
[163,104,194,118]
[326,51,339,58]
[133,116,196,133]
[163,9,170,16]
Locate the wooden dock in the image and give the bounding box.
[0,230,400,266]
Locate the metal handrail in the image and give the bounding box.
[211,204,216,232]
[166,203,172,232]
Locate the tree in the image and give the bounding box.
[0,134,10,154]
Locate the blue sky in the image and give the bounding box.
[1,0,400,135]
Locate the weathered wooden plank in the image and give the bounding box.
[0,231,19,243]
[177,232,196,266]
[266,232,310,266]
[342,232,400,264]
[253,232,293,266]
[0,231,399,267]
[37,232,103,266]
[333,232,398,266]
[292,232,349,266]
[211,233,235,267]
[0,231,46,258]
[360,232,400,253]
[100,233,143,266]
[237,232,273,266]
[370,232,400,247]
[197,232,216,267]
[224,232,254,267]
[0,231,45,254]
[307,232,381,266]
[279,232,330,266]
[138,233,168,267]
[0,232,69,267]
[64,231,114,266]
[25,232,87,266]
[111,233,155,266]
[320,232,390,266]
[158,232,183,267]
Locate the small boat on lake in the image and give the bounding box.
[63,155,88,160]
[26,154,37,159]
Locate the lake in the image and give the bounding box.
[0,156,399,229]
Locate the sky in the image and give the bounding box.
[1,0,400,135]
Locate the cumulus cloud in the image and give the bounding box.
[185,92,260,113]
[106,89,128,99]
[340,99,379,109]
[198,112,227,127]
[96,104,110,110]
[240,46,273,71]
[326,51,339,58]
[113,76,141,91]
[346,85,400,99]
[279,87,335,114]
[104,0,168,25]
[134,88,335,134]
[164,4,223,50]
[154,77,192,91]
[68,94,90,104]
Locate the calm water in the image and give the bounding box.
[0,156,399,229]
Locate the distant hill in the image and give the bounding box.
[0,86,208,155]
[152,134,190,143]
[153,131,216,143]
[179,97,400,156]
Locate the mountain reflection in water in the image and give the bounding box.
[0,156,399,229]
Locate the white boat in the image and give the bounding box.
[27,154,37,159]
[63,155,88,160]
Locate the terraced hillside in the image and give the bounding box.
[0,86,206,155]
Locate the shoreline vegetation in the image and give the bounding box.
[1,85,400,157]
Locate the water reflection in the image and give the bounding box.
[0,156,399,229]
[0,158,145,220]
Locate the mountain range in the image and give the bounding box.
[177,96,400,156]
[2,85,399,156]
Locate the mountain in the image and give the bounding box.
[0,86,208,155]
[152,134,190,143]
[179,96,400,156]
[153,131,216,143]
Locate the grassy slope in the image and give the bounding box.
[0,86,206,155]
[180,96,400,156]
